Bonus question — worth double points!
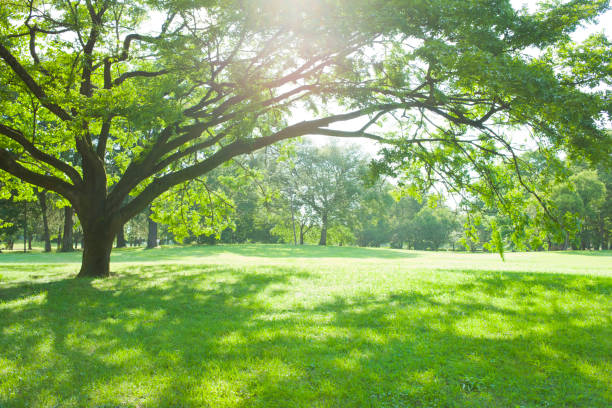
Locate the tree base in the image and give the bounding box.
[76,231,114,278]
[77,267,110,278]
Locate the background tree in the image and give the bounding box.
[354,181,395,248]
[546,169,606,249]
[277,143,364,246]
[572,170,607,249]
[116,225,127,248]
[411,206,458,250]
[0,179,42,251]
[59,206,74,252]
[596,164,612,249]
[0,197,24,250]
[266,149,318,245]
[146,207,158,249]
[34,189,52,252]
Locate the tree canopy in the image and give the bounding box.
[0,0,610,276]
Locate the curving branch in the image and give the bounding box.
[0,147,77,202]
[113,69,170,86]
[310,128,389,143]
[0,123,82,185]
[96,119,113,157]
[0,43,71,121]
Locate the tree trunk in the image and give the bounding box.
[318,213,328,246]
[290,196,297,245]
[36,190,52,252]
[77,221,116,278]
[116,224,127,248]
[299,224,305,245]
[23,200,27,253]
[599,218,605,250]
[28,235,33,250]
[147,210,157,249]
[60,206,74,252]
[73,174,124,277]
[57,225,62,250]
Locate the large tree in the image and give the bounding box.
[0,0,609,276]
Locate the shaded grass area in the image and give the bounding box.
[1,246,611,407]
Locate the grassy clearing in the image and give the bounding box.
[1,245,611,407]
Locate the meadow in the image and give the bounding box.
[1,245,611,407]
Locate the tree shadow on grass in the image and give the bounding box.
[1,265,319,407]
[1,266,611,407]
[451,268,612,296]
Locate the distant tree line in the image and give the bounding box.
[1,142,610,252]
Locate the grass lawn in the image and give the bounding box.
[1,245,611,407]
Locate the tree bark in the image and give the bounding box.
[77,220,115,277]
[147,209,157,249]
[72,163,125,277]
[36,190,51,252]
[116,223,127,248]
[318,213,328,246]
[60,206,74,252]
[290,195,297,245]
[23,200,27,253]
[75,190,122,277]
[299,224,305,245]
[75,231,81,249]
[599,217,605,250]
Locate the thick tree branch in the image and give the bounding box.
[113,69,170,86]
[118,34,158,62]
[0,43,71,121]
[0,148,77,201]
[311,128,389,143]
[97,119,112,157]
[0,123,82,185]
[150,133,227,175]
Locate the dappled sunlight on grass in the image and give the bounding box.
[1,246,611,407]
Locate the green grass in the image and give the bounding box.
[1,245,611,407]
